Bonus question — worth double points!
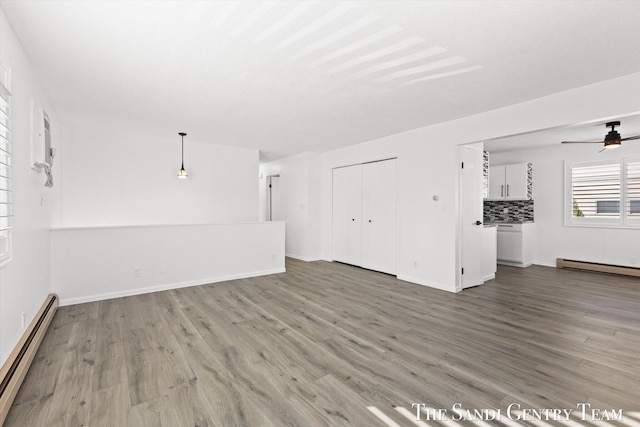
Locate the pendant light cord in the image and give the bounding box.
[179,132,187,170]
[181,134,185,169]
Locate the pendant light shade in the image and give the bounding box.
[177,132,188,179]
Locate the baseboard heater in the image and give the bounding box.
[0,293,58,425]
[556,258,640,278]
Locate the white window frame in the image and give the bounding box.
[565,156,640,229]
[0,62,12,267]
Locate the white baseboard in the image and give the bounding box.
[497,260,533,268]
[482,273,496,281]
[533,260,556,268]
[285,253,322,262]
[397,274,456,293]
[58,267,286,306]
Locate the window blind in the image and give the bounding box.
[0,70,12,265]
[628,161,640,217]
[571,162,620,218]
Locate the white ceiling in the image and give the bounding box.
[2,0,640,161]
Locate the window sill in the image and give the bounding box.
[564,221,640,230]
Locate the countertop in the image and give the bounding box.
[484,220,534,226]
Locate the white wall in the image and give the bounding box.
[0,8,60,364]
[490,141,640,267]
[260,152,322,261]
[319,72,640,292]
[321,136,458,291]
[51,222,285,305]
[59,115,259,227]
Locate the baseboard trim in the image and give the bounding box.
[0,293,58,425]
[533,260,556,268]
[556,258,640,278]
[482,273,496,281]
[58,268,286,306]
[397,274,456,293]
[285,253,322,262]
[497,260,533,268]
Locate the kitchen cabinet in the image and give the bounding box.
[332,159,397,275]
[497,223,533,267]
[488,163,532,200]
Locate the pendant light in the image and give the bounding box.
[177,132,188,179]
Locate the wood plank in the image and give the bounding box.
[44,319,96,427]
[123,332,196,406]
[89,383,129,427]
[2,397,52,427]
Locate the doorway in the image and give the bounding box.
[266,175,281,221]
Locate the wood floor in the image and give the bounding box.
[6,259,640,426]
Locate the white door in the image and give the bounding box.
[505,163,528,200]
[460,145,485,288]
[488,165,505,199]
[362,159,397,275]
[332,165,362,267]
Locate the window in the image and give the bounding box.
[596,200,619,214]
[628,161,640,217]
[566,158,640,228]
[0,62,11,266]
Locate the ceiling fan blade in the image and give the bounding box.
[621,135,640,141]
[561,140,604,144]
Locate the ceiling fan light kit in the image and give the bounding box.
[602,142,621,151]
[561,120,640,152]
[602,121,622,151]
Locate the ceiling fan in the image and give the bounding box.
[562,121,640,152]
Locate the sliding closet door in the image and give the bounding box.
[362,159,397,275]
[332,165,362,267]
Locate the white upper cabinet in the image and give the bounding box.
[488,163,532,200]
[488,165,506,199]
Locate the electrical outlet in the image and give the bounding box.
[271,253,275,261]
[630,257,639,265]
[21,312,26,329]
[133,268,142,278]
[413,261,418,268]
[159,264,167,274]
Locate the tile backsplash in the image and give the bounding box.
[484,200,534,223]
[482,151,489,199]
